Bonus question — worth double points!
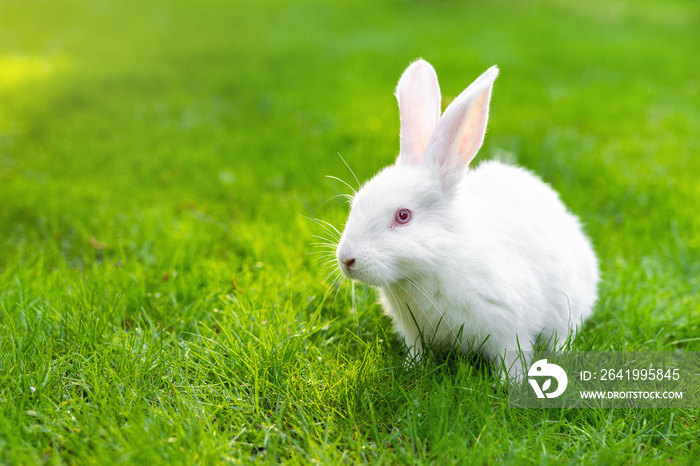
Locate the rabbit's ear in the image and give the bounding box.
[423,66,498,192]
[395,59,441,165]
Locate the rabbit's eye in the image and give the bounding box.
[394,208,412,226]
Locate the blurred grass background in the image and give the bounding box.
[1,0,699,463]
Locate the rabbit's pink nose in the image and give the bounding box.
[343,258,356,269]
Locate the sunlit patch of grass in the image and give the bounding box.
[0,55,71,90]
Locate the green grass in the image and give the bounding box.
[1,0,699,463]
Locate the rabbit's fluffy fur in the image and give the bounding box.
[336,60,598,371]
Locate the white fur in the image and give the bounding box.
[336,60,599,372]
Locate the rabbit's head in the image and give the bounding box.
[337,60,498,286]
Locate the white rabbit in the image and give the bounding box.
[335,59,599,375]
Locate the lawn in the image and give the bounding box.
[1,0,699,463]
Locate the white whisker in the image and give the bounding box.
[322,193,354,206]
[393,280,439,342]
[334,274,349,312]
[403,276,459,343]
[381,280,416,351]
[337,152,360,190]
[312,218,343,238]
[301,216,343,240]
[351,280,359,334]
[304,250,334,256]
[326,175,356,195]
[309,242,337,247]
[312,234,340,244]
[319,264,340,275]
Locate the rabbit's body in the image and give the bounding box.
[377,160,598,361]
[336,60,598,371]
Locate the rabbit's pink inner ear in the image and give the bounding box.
[423,66,497,175]
[399,97,437,164]
[453,86,491,167]
[396,60,441,165]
